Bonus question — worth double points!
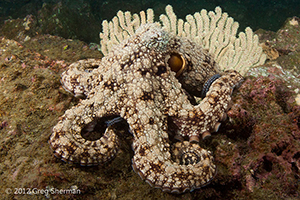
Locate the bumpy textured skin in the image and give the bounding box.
[49,23,243,193]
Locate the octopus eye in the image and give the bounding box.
[167,53,186,77]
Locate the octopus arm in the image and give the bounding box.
[131,122,216,193]
[49,94,121,166]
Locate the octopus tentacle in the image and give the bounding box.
[172,141,215,172]
[171,70,243,141]
[200,74,221,98]
[49,97,121,166]
[61,59,103,98]
[131,117,216,193]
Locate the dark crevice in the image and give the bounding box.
[275,86,291,114]
[262,156,273,172]
[291,162,299,179]
[293,152,300,160]
[271,141,288,156]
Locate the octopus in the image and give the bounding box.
[49,23,243,193]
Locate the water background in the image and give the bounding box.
[1,0,300,43]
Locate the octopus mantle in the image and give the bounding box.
[49,23,243,193]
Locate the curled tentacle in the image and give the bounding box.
[172,141,215,173]
[49,98,120,166]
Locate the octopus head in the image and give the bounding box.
[135,23,220,97]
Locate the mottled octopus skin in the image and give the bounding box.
[49,23,243,193]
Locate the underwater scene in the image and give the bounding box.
[0,0,300,199]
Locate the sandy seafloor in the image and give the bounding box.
[0,2,300,200]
